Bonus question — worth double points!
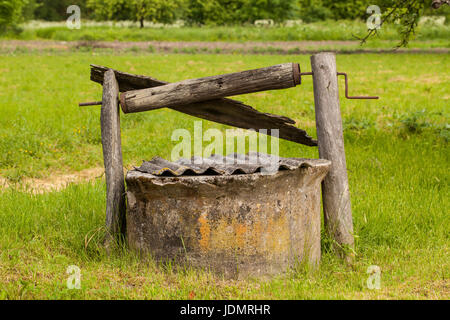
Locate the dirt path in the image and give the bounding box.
[1,40,448,54]
[0,167,105,194]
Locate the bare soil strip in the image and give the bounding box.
[1,40,448,54]
[0,167,105,194]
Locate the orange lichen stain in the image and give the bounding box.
[197,210,291,258]
[208,219,234,252]
[264,215,290,257]
[234,223,248,249]
[198,213,211,252]
[249,220,264,249]
[207,218,259,255]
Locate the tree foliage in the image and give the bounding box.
[236,0,297,23]
[0,0,32,31]
[183,0,297,25]
[87,0,179,27]
[360,0,445,47]
[34,0,88,21]
[298,0,368,21]
[298,0,449,46]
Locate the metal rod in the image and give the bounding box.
[298,72,313,85]
[299,71,379,100]
[337,72,379,100]
[79,101,102,107]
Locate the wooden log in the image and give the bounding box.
[101,69,126,246]
[120,63,301,113]
[310,52,354,259]
[91,64,163,92]
[90,65,317,146]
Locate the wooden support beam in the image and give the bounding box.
[91,64,164,92]
[310,52,354,260]
[120,63,301,113]
[101,69,126,247]
[90,65,317,147]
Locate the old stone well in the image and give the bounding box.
[125,153,330,279]
[84,60,365,278]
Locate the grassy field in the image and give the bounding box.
[3,20,450,46]
[0,51,448,299]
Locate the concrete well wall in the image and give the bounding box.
[125,159,330,278]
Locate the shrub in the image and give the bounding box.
[0,0,27,32]
[87,0,179,27]
[33,0,89,21]
[298,2,333,23]
[183,0,297,25]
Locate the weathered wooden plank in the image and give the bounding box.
[101,69,126,246]
[311,52,354,260]
[90,65,317,146]
[120,63,300,112]
[91,64,164,91]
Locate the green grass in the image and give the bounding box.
[0,52,449,299]
[3,20,450,44]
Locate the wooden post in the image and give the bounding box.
[310,52,354,260]
[101,69,126,247]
